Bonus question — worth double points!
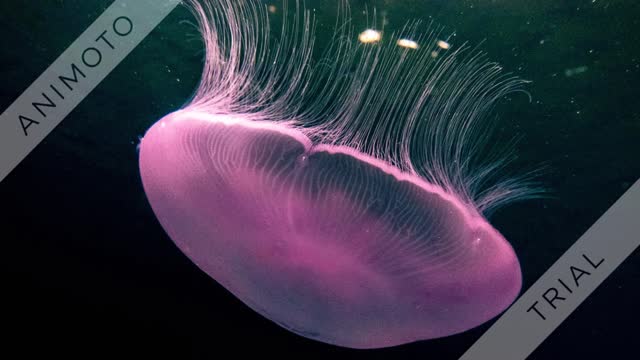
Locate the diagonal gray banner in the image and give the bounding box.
[461,178,640,359]
[0,0,181,183]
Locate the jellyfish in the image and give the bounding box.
[138,0,539,349]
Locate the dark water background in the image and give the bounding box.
[0,0,638,358]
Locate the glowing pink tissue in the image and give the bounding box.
[138,0,534,349]
[139,111,521,348]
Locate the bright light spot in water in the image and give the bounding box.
[397,39,419,50]
[437,40,451,50]
[359,29,382,44]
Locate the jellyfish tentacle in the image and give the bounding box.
[181,0,541,216]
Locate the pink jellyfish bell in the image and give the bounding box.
[139,0,538,349]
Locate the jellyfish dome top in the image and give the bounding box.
[138,0,538,349]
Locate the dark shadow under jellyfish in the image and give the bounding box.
[138,0,541,349]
